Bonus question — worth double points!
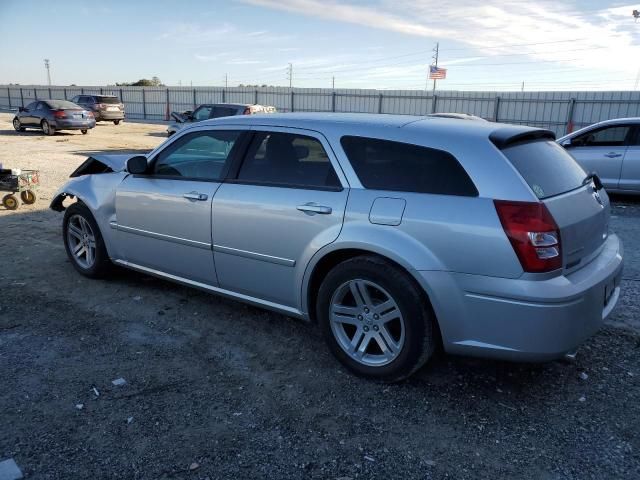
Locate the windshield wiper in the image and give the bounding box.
[582,172,603,190]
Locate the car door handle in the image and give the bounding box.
[297,203,332,215]
[604,152,622,158]
[183,192,208,201]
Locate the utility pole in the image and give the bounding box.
[431,43,439,93]
[521,81,525,92]
[287,63,293,88]
[332,76,335,89]
[225,73,228,88]
[44,59,51,86]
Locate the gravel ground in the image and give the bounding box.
[0,113,639,479]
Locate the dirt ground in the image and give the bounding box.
[0,112,639,479]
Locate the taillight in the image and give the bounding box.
[53,110,66,119]
[494,200,562,273]
[243,107,251,115]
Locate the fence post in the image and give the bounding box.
[19,87,24,107]
[119,88,124,102]
[566,98,576,134]
[81,87,84,94]
[34,88,38,100]
[166,88,170,121]
[100,87,103,94]
[332,91,336,112]
[493,96,501,122]
[254,89,258,105]
[221,88,225,103]
[290,90,294,112]
[378,93,383,114]
[48,87,52,98]
[142,88,146,120]
[431,94,438,113]
[63,88,67,100]
[193,88,197,109]
[7,87,11,109]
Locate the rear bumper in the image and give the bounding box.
[53,119,96,130]
[419,234,623,362]
[94,110,125,121]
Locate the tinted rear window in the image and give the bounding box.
[502,140,586,199]
[95,96,120,104]
[340,136,478,196]
[45,100,81,110]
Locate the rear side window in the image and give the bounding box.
[502,140,586,199]
[340,136,478,196]
[95,96,120,104]
[237,132,341,189]
[212,106,237,118]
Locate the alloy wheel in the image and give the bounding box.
[329,279,406,367]
[66,214,97,269]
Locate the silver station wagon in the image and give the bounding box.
[51,113,624,381]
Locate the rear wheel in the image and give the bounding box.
[81,129,88,135]
[42,120,55,136]
[317,255,437,382]
[63,203,111,278]
[2,194,18,210]
[113,120,121,125]
[13,118,24,132]
[20,190,36,204]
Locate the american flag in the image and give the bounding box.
[429,65,447,80]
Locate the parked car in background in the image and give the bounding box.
[51,113,622,382]
[558,118,640,194]
[167,103,276,136]
[70,95,125,124]
[13,100,95,135]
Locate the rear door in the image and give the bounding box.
[212,128,348,307]
[565,124,632,190]
[502,139,609,273]
[618,126,640,192]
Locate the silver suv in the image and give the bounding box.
[51,113,623,381]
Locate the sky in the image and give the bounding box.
[0,0,639,91]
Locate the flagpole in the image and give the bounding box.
[432,42,439,94]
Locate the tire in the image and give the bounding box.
[113,120,120,125]
[42,120,55,136]
[13,118,25,132]
[2,194,18,210]
[20,190,36,204]
[317,255,437,382]
[63,202,111,278]
[81,129,88,135]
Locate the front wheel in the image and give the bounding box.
[113,120,121,125]
[63,203,111,278]
[317,255,437,382]
[81,129,88,135]
[13,118,25,132]
[42,120,55,136]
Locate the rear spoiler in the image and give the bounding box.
[489,127,556,149]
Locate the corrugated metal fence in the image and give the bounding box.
[1,85,639,137]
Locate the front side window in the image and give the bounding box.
[192,106,213,121]
[152,130,241,180]
[572,126,631,147]
[24,102,37,110]
[237,132,341,189]
[340,136,478,196]
[35,102,46,111]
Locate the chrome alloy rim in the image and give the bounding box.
[329,279,405,367]
[66,214,96,269]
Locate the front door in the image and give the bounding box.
[566,124,633,190]
[114,128,244,286]
[212,128,349,307]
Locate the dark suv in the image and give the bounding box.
[70,95,125,124]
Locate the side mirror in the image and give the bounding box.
[560,138,572,148]
[126,155,148,174]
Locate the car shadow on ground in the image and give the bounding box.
[0,129,77,137]
[146,132,169,138]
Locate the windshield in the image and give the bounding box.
[46,100,82,110]
[502,140,586,199]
